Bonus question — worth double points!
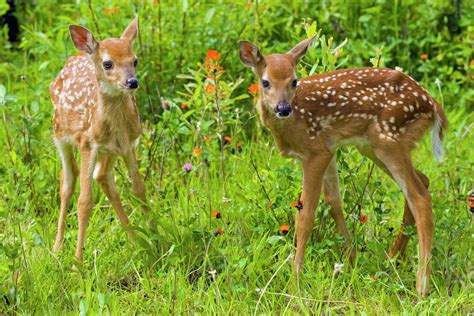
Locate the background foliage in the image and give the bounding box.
[0,0,473,314]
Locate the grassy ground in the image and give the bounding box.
[1,107,473,314]
[1,0,473,314]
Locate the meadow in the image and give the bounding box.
[1,0,473,314]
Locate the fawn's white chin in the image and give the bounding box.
[275,112,293,119]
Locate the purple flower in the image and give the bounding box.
[183,162,193,172]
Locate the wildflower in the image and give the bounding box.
[248,83,259,96]
[223,136,233,145]
[208,269,217,281]
[204,135,212,143]
[236,142,242,152]
[334,49,340,59]
[153,0,159,5]
[215,227,223,236]
[103,7,120,16]
[206,50,221,62]
[349,213,358,220]
[260,5,269,10]
[279,224,289,235]
[193,148,202,156]
[222,197,231,203]
[180,103,188,110]
[291,199,304,211]
[205,84,216,95]
[245,2,253,8]
[212,210,221,219]
[395,66,403,72]
[434,78,442,89]
[334,262,343,273]
[360,214,368,224]
[183,162,192,172]
[420,53,428,60]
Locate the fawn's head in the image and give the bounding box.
[69,19,139,94]
[239,38,313,119]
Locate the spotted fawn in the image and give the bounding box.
[239,38,447,297]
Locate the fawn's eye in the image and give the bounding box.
[103,61,113,70]
[262,80,270,89]
[133,59,138,67]
[292,79,298,88]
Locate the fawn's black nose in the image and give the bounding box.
[275,101,292,117]
[127,78,139,89]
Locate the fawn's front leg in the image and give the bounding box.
[294,151,333,273]
[75,147,95,263]
[322,156,355,263]
[123,150,150,213]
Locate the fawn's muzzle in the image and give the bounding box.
[126,78,139,89]
[275,101,292,117]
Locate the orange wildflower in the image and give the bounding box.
[279,224,289,235]
[180,103,188,110]
[236,142,242,152]
[248,83,259,96]
[206,50,221,62]
[193,148,202,156]
[204,135,212,143]
[261,5,269,10]
[291,199,304,210]
[360,214,368,224]
[420,53,428,60]
[212,210,221,219]
[216,227,223,235]
[103,7,120,16]
[205,84,217,94]
[223,136,233,144]
[245,2,253,8]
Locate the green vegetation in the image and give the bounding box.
[1,0,473,314]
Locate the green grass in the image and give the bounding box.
[1,107,473,314]
[1,0,473,314]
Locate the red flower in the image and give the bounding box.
[216,227,223,235]
[420,53,428,60]
[291,199,304,210]
[193,148,202,156]
[180,103,188,110]
[206,50,221,62]
[248,83,259,96]
[212,210,221,219]
[279,224,289,235]
[360,214,368,224]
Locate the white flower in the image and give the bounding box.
[334,262,344,273]
[222,197,231,203]
[435,78,442,89]
[395,66,403,72]
[208,270,217,281]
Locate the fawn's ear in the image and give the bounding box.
[239,41,264,68]
[287,37,314,64]
[121,18,138,42]
[69,25,98,54]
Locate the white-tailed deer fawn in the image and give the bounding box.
[239,38,447,297]
[50,19,149,264]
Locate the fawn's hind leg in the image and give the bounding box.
[388,170,429,257]
[53,140,79,252]
[373,146,433,297]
